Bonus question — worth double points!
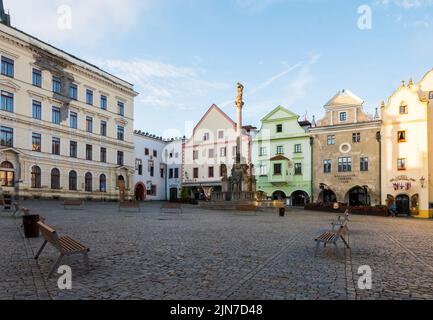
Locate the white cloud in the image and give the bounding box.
[88,58,229,110]
[3,0,150,46]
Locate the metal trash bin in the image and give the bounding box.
[279,207,285,217]
[22,215,40,238]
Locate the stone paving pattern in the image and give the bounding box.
[1,201,433,300]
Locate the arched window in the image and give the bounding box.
[99,174,107,193]
[51,168,60,190]
[31,166,41,189]
[85,172,92,192]
[0,161,14,187]
[69,171,77,191]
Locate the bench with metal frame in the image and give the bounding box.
[63,200,84,210]
[315,224,350,259]
[35,221,90,279]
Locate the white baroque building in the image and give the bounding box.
[0,8,138,200]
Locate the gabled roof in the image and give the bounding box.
[325,89,364,108]
[261,106,299,122]
[193,104,236,134]
[270,155,290,161]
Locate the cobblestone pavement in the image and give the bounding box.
[1,201,433,300]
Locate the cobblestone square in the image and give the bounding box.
[1,201,433,300]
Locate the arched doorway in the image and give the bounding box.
[272,191,287,201]
[291,190,309,206]
[135,183,145,201]
[396,194,410,216]
[348,186,369,206]
[318,189,337,204]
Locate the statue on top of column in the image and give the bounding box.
[236,82,244,109]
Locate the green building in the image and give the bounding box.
[252,106,312,206]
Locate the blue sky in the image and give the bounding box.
[5,0,433,137]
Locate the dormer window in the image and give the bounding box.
[339,112,347,122]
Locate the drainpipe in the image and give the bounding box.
[310,136,314,203]
[376,131,382,206]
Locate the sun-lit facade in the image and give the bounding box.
[381,73,433,218]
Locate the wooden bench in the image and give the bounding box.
[315,225,350,259]
[63,200,84,210]
[35,221,90,279]
[235,205,258,212]
[119,201,140,212]
[332,210,350,231]
[161,203,183,214]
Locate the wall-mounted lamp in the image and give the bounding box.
[420,176,426,189]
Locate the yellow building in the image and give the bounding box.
[381,72,433,218]
[0,9,138,200]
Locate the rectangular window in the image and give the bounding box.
[100,147,107,163]
[274,163,282,175]
[259,147,267,157]
[153,150,157,157]
[220,147,227,157]
[260,165,268,176]
[193,150,199,160]
[52,76,61,94]
[149,161,155,177]
[429,91,433,100]
[70,141,77,158]
[0,126,13,147]
[52,107,61,124]
[218,130,224,139]
[398,130,406,143]
[339,112,347,122]
[1,91,13,112]
[352,133,361,143]
[69,84,78,100]
[101,95,107,110]
[323,160,332,173]
[100,121,107,136]
[294,163,302,175]
[32,100,42,120]
[70,112,77,129]
[117,151,124,166]
[400,104,408,114]
[276,124,283,133]
[208,167,214,178]
[86,89,94,105]
[338,157,352,172]
[86,144,93,161]
[327,135,335,145]
[32,69,42,87]
[169,168,174,179]
[174,168,179,179]
[52,137,61,155]
[160,167,164,178]
[294,144,302,153]
[276,146,284,155]
[360,157,369,172]
[145,148,149,156]
[203,132,210,141]
[86,116,93,133]
[193,168,199,179]
[398,158,406,171]
[118,101,125,116]
[117,126,124,141]
[1,56,14,77]
[208,148,214,158]
[32,133,41,152]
